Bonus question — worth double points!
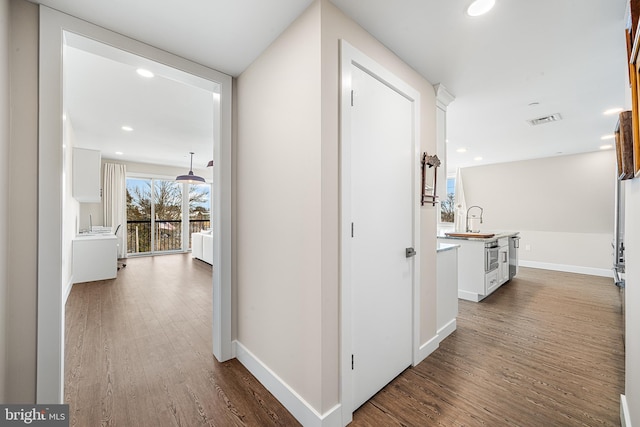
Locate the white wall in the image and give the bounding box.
[320,0,438,391]
[460,151,616,276]
[0,0,9,403]
[624,177,640,425]
[237,0,438,420]
[237,0,324,412]
[7,0,38,403]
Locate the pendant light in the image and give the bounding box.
[176,152,205,183]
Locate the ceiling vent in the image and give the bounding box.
[527,113,562,126]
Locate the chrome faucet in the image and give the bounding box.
[466,205,484,233]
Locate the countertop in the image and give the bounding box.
[437,243,460,253]
[437,231,519,242]
[74,233,117,240]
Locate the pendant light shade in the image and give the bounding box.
[176,152,205,184]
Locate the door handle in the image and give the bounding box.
[406,247,416,258]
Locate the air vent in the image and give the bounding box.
[527,113,562,126]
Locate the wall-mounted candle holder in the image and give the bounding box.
[421,152,441,206]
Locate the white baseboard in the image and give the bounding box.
[437,319,457,343]
[621,394,632,427]
[519,260,613,278]
[458,289,481,302]
[234,340,342,427]
[416,335,439,365]
[63,277,74,304]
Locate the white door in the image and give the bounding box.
[350,65,415,409]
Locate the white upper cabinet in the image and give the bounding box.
[73,148,101,202]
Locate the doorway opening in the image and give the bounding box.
[38,7,232,403]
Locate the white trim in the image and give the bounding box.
[621,394,632,427]
[519,260,613,278]
[38,6,233,403]
[437,318,457,342]
[434,84,455,110]
[234,341,342,427]
[417,335,440,364]
[339,39,421,425]
[458,289,482,302]
[63,279,74,305]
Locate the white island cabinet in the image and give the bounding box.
[437,243,459,340]
[497,237,510,286]
[437,232,519,302]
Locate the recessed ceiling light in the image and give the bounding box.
[600,145,613,150]
[121,126,133,132]
[115,151,124,155]
[474,156,483,161]
[136,68,154,78]
[456,148,467,153]
[467,0,495,17]
[601,134,615,140]
[603,107,623,116]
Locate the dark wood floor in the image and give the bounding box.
[352,268,625,427]
[65,254,297,426]
[65,259,624,426]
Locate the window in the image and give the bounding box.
[440,177,455,223]
[188,183,211,248]
[126,177,211,254]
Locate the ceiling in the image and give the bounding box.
[64,36,218,170]
[33,0,629,172]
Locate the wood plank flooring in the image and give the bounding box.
[65,254,298,427]
[65,259,624,426]
[352,267,625,426]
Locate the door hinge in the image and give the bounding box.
[351,90,354,107]
[351,354,354,370]
[351,222,354,238]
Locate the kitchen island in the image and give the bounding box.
[437,243,459,340]
[437,232,519,302]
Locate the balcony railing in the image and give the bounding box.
[127,219,210,254]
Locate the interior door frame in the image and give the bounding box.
[38,6,233,403]
[339,40,421,424]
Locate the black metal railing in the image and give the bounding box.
[189,219,211,235]
[126,219,210,254]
